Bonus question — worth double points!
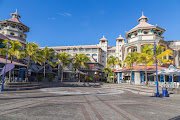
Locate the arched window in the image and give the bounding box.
[92,54,97,57]
[20,35,23,38]
[10,32,14,35]
[86,54,90,57]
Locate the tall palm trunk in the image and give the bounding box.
[8,56,13,83]
[25,56,30,82]
[130,64,133,85]
[113,65,115,84]
[145,63,148,86]
[44,62,46,81]
[61,68,63,82]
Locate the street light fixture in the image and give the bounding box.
[0,40,9,92]
[153,40,160,97]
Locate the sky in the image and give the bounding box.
[0,0,180,47]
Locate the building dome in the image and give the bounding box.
[100,35,107,41]
[116,35,124,40]
[138,12,149,22]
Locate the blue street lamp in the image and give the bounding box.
[154,40,160,97]
[0,40,9,92]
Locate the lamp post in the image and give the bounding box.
[0,40,9,92]
[154,40,160,97]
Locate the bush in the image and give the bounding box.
[49,74,54,81]
[85,76,93,82]
[38,75,43,82]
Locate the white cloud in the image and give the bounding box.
[58,12,72,17]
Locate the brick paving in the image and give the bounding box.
[0,85,180,120]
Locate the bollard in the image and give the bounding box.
[162,87,168,97]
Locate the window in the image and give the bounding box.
[119,40,122,42]
[80,49,84,52]
[86,49,91,51]
[20,35,23,38]
[92,49,97,52]
[10,32,14,35]
[144,31,148,34]
[68,49,72,52]
[92,54,97,57]
[61,49,66,52]
[12,26,16,28]
[73,49,78,52]
[108,50,115,53]
[86,54,90,57]
[131,48,137,52]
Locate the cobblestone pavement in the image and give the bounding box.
[0,86,180,120]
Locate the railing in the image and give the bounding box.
[148,81,180,88]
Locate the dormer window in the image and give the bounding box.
[144,31,148,34]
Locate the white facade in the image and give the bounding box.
[0,10,29,45]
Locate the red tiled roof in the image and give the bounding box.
[6,18,23,24]
[107,47,116,50]
[116,65,167,72]
[46,45,101,50]
[0,57,26,66]
[130,22,154,31]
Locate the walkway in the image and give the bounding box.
[0,84,180,120]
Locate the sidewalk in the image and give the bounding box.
[101,83,180,97]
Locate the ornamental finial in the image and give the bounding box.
[16,9,17,13]
[142,11,144,16]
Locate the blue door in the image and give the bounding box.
[169,75,172,82]
[132,72,135,83]
[119,72,122,83]
[160,75,164,82]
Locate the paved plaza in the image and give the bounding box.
[0,84,180,120]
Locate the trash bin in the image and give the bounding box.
[162,87,168,97]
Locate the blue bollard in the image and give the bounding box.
[162,87,168,97]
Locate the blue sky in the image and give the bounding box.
[0,0,180,47]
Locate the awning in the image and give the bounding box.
[0,57,26,66]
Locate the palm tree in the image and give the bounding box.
[56,52,71,82]
[138,44,154,86]
[23,42,42,81]
[104,67,113,81]
[107,56,121,83]
[39,47,55,81]
[124,52,139,84]
[72,54,90,82]
[153,44,173,65]
[138,44,173,85]
[0,40,22,82]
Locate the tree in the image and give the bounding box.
[138,45,154,86]
[153,44,173,65]
[72,54,90,82]
[56,52,71,82]
[107,56,121,83]
[23,42,42,81]
[0,40,22,82]
[39,47,55,81]
[124,52,139,84]
[138,43,173,85]
[104,67,113,81]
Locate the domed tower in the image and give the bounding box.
[99,35,108,66]
[0,10,29,46]
[123,12,166,59]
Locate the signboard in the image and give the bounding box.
[0,63,15,76]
